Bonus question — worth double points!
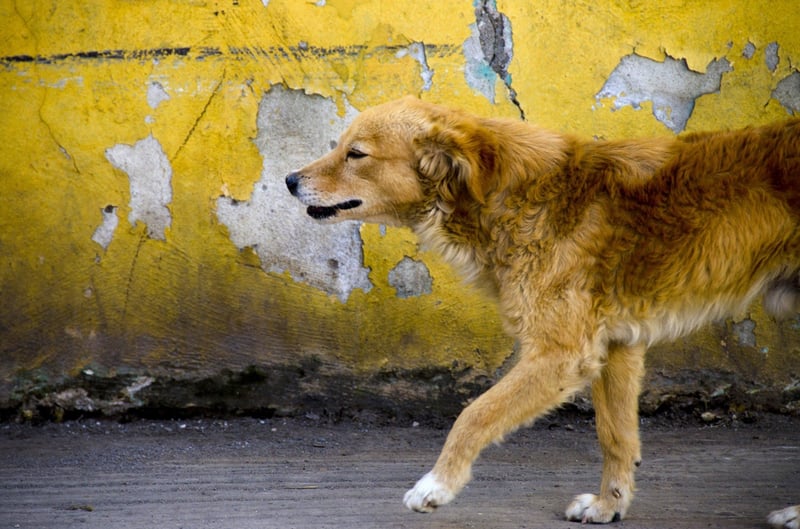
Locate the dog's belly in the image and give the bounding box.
[604,287,769,348]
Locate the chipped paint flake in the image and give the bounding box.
[765,42,780,73]
[105,135,173,240]
[396,42,434,91]
[91,205,119,250]
[388,257,433,299]
[596,54,732,133]
[215,85,371,303]
[742,41,756,59]
[146,81,170,109]
[732,318,757,348]
[773,71,800,115]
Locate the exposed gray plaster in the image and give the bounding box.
[215,85,371,303]
[91,205,118,250]
[732,318,757,348]
[463,0,524,118]
[105,135,173,240]
[765,42,780,73]
[463,24,495,102]
[396,42,433,91]
[596,54,732,133]
[773,71,800,115]
[388,256,433,298]
[742,41,756,59]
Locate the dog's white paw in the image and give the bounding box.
[565,493,622,524]
[403,472,455,513]
[768,505,800,529]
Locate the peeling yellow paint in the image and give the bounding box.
[1,0,799,408]
[505,0,799,136]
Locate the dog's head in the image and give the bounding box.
[285,97,497,226]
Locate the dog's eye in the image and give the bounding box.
[346,149,367,160]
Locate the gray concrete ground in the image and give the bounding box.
[0,414,797,529]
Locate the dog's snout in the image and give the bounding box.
[285,172,301,196]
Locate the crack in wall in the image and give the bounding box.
[121,232,147,323]
[463,0,525,119]
[174,69,225,160]
[37,86,80,174]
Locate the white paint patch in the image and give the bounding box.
[215,85,371,303]
[91,205,119,250]
[105,135,173,240]
[146,81,170,109]
[596,54,732,133]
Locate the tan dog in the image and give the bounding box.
[286,97,799,527]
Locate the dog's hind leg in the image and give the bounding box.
[565,342,645,523]
[404,344,597,513]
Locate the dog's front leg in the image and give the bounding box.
[404,350,593,512]
[565,342,645,523]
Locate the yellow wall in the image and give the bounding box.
[1,0,799,417]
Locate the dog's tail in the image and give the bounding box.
[764,273,800,318]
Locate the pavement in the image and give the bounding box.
[1,414,797,529]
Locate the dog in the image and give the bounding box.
[286,96,799,527]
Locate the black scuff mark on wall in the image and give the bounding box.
[0,44,460,67]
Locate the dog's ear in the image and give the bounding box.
[416,119,496,209]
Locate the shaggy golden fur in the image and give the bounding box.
[286,97,800,526]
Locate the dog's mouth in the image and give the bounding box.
[306,199,363,220]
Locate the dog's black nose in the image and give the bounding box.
[285,172,301,196]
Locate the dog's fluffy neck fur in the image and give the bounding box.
[409,117,688,296]
[411,119,579,295]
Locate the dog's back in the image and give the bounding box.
[588,118,800,344]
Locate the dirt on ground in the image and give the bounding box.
[0,413,797,529]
